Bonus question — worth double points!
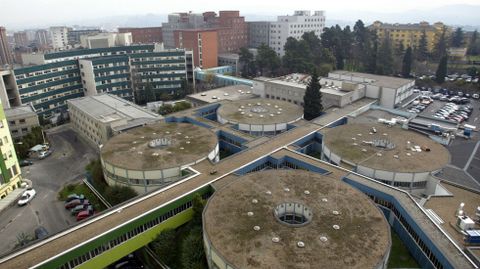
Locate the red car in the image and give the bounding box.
[65,199,89,209]
[76,208,94,221]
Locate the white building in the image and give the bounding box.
[328,71,415,109]
[269,10,325,56]
[80,33,132,49]
[67,94,161,147]
[49,26,70,50]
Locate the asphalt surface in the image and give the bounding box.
[0,124,97,256]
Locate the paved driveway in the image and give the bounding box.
[0,125,97,256]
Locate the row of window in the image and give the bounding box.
[18,73,78,89]
[369,195,444,269]
[58,197,205,269]
[15,65,77,80]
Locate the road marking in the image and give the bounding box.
[475,117,478,123]
[464,141,480,170]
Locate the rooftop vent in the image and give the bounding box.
[320,236,328,242]
[247,211,254,216]
[253,226,261,231]
[272,237,280,243]
[297,241,305,248]
[333,225,340,230]
[252,199,258,204]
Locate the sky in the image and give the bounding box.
[1,0,480,29]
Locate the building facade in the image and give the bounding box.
[79,56,133,100]
[369,21,451,53]
[35,29,50,48]
[67,29,101,46]
[118,27,163,44]
[68,94,160,147]
[248,21,270,48]
[173,29,218,68]
[269,10,325,56]
[206,11,248,53]
[162,12,207,48]
[4,104,39,140]
[0,101,22,199]
[80,33,132,49]
[49,26,70,50]
[0,27,14,66]
[13,32,28,47]
[9,45,189,120]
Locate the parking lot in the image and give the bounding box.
[0,125,97,256]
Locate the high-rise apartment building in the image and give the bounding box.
[11,44,189,120]
[49,26,70,50]
[80,33,132,49]
[0,27,14,66]
[13,32,28,47]
[269,10,325,56]
[206,11,248,53]
[35,29,50,48]
[173,29,218,68]
[369,21,451,53]
[162,12,207,48]
[0,100,22,199]
[118,27,163,44]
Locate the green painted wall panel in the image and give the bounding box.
[76,209,193,269]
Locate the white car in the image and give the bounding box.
[18,188,36,206]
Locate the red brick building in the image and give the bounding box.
[173,29,218,68]
[203,11,248,53]
[118,27,163,44]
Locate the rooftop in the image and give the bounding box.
[424,181,480,249]
[101,122,218,170]
[67,94,160,124]
[217,98,303,125]
[4,104,36,118]
[329,70,415,89]
[322,123,450,173]
[203,169,390,269]
[187,85,255,104]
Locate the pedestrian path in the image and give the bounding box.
[0,188,24,214]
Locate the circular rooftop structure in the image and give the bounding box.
[101,122,219,193]
[322,123,450,188]
[203,170,391,269]
[217,98,303,135]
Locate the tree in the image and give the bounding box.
[467,30,479,55]
[151,229,179,267]
[190,194,205,228]
[401,47,413,77]
[433,27,448,61]
[15,126,45,159]
[158,104,174,115]
[375,36,394,75]
[435,56,448,84]
[256,44,281,76]
[103,185,137,206]
[303,69,323,120]
[416,30,429,62]
[181,227,207,269]
[239,47,255,78]
[282,37,314,73]
[451,27,464,47]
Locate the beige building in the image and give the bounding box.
[370,21,451,52]
[67,94,161,147]
[5,104,39,140]
[80,33,132,49]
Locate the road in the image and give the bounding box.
[0,125,97,256]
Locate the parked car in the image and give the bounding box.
[38,150,51,159]
[71,204,92,216]
[19,160,33,167]
[65,194,85,203]
[18,188,36,206]
[34,226,49,240]
[65,199,89,209]
[473,94,480,99]
[76,207,94,221]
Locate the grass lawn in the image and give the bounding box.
[58,182,107,212]
[388,231,420,269]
